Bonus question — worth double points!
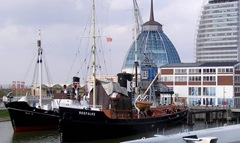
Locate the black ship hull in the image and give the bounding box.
[59,107,188,142]
[4,101,59,132]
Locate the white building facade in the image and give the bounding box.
[160,62,240,107]
[196,0,240,62]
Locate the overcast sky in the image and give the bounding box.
[0,0,206,86]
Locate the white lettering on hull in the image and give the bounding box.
[79,111,95,116]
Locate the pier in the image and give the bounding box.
[187,106,240,125]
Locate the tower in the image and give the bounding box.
[196,0,240,62]
[122,0,181,74]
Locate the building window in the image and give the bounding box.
[217,98,233,106]
[203,76,216,82]
[235,65,240,71]
[160,76,173,82]
[189,76,201,82]
[175,69,187,74]
[203,87,216,96]
[189,98,201,106]
[141,70,148,80]
[202,98,215,106]
[175,76,187,82]
[189,69,201,74]
[218,68,233,73]
[234,76,240,83]
[189,87,201,96]
[203,68,216,73]
[234,87,240,93]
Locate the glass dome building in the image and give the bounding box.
[122,0,181,73]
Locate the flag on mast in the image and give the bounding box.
[17,81,20,90]
[106,37,112,42]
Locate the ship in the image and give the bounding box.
[58,0,188,142]
[4,76,82,132]
[4,100,59,132]
[4,31,62,132]
[59,74,188,142]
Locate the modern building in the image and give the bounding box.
[112,0,240,107]
[196,0,240,62]
[160,62,240,107]
[122,0,181,74]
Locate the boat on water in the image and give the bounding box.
[4,99,59,132]
[182,135,218,143]
[58,0,188,142]
[4,31,61,132]
[59,77,188,142]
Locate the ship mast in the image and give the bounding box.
[92,0,96,108]
[133,0,143,95]
[37,30,42,107]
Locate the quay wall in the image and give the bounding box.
[187,106,240,124]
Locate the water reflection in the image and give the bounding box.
[12,130,59,143]
[0,120,238,143]
[0,121,13,143]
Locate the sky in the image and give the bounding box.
[0,0,206,86]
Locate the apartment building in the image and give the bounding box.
[196,0,240,62]
[160,62,240,107]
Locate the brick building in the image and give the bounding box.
[160,62,240,107]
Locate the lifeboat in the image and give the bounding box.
[135,101,153,109]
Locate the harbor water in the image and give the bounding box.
[0,120,237,143]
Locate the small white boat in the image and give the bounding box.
[183,135,218,143]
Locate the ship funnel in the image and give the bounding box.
[117,72,134,105]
